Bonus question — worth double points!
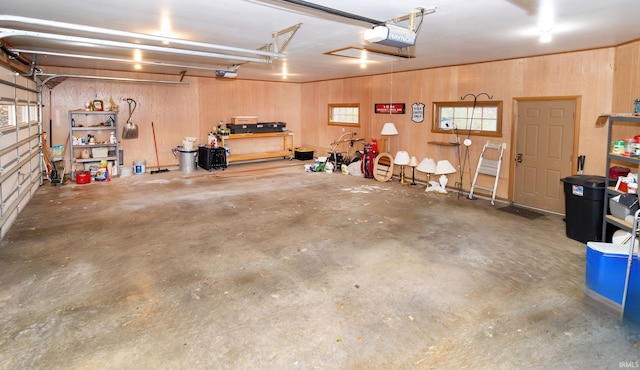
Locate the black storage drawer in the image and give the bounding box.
[198,146,227,170]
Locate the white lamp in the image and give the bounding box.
[416,158,436,190]
[394,150,410,184]
[434,160,457,194]
[380,123,398,153]
[408,156,418,185]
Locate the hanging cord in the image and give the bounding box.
[459,92,493,199]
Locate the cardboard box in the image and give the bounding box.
[230,116,258,124]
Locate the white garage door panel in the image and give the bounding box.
[15,88,27,101]
[0,68,42,240]
[18,128,33,142]
[0,84,12,97]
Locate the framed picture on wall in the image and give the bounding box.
[93,100,103,111]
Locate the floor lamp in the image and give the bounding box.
[409,156,418,185]
[380,123,398,153]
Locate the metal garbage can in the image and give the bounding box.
[561,175,606,243]
[175,148,198,173]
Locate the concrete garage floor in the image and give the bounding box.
[1,160,639,369]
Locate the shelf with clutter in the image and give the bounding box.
[68,110,120,181]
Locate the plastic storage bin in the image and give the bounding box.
[294,148,314,160]
[561,175,606,243]
[609,194,639,220]
[91,147,109,158]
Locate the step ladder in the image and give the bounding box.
[468,140,504,205]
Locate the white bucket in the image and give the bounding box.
[133,160,146,175]
[120,166,133,177]
[183,137,197,150]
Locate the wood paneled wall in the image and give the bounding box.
[43,69,301,169]
[613,41,640,113]
[301,47,621,198]
[41,40,640,202]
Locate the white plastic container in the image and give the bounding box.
[133,160,146,175]
[120,166,133,177]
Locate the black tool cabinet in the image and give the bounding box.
[198,146,227,170]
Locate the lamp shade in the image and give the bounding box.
[416,158,436,173]
[435,160,456,175]
[393,151,410,165]
[380,122,399,136]
[409,156,418,167]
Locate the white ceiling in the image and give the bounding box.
[2,0,639,83]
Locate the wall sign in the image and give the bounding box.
[411,102,425,123]
[375,103,405,114]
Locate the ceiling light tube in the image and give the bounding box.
[0,15,285,59]
[0,28,274,64]
[10,48,236,72]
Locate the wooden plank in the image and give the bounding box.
[228,151,292,162]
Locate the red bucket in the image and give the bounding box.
[76,172,91,184]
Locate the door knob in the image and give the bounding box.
[516,153,523,163]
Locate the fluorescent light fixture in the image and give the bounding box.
[10,48,238,73]
[0,15,285,62]
[0,28,278,65]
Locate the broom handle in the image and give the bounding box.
[151,121,161,169]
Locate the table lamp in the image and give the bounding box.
[434,159,457,194]
[380,123,398,153]
[394,150,410,184]
[416,157,436,190]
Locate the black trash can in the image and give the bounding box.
[561,175,606,243]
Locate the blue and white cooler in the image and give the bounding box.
[586,241,640,326]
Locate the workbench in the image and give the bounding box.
[224,132,294,162]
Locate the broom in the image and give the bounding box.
[150,121,169,174]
